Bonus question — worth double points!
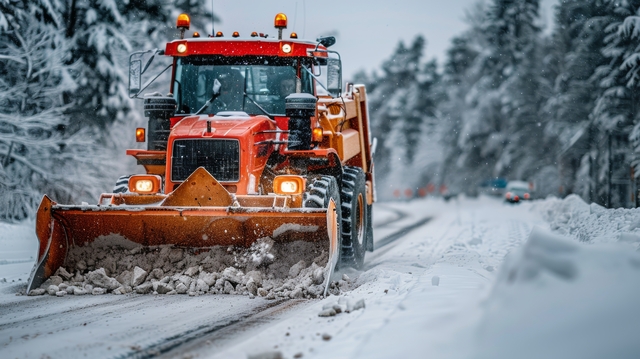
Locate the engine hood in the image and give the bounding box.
[170,113,276,138]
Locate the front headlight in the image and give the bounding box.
[273,175,305,195]
[135,180,154,192]
[128,175,162,194]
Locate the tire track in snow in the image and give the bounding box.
[0,295,304,359]
[372,203,406,228]
[369,203,434,256]
[151,205,433,358]
[152,299,308,359]
[374,217,432,249]
[0,295,146,328]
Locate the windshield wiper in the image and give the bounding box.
[195,79,222,115]
[243,93,275,120]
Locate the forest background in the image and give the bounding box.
[2,0,640,222]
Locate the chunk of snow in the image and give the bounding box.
[273,224,318,238]
[318,308,336,317]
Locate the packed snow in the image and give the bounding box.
[29,238,339,299]
[1,195,640,358]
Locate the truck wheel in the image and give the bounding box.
[112,175,132,193]
[340,167,367,269]
[304,176,343,265]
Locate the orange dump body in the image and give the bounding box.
[28,168,339,293]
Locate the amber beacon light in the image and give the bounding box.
[275,13,287,39]
[177,13,190,39]
[274,13,288,28]
[312,127,323,143]
[176,14,190,29]
[135,128,145,142]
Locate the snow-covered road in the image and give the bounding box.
[2,195,640,359]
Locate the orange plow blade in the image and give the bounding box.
[27,169,340,296]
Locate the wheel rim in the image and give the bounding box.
[356,193,365,246]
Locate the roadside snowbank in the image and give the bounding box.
[475,225,640,359]
[534,194,640,245]
[472,195,640,358]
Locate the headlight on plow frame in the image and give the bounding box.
[273,175,305,195]
[128,175,162,194]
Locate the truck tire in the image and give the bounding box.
[112,175,132,193]
[340,167,367,269]
[303,176,343,265]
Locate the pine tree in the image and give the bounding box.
[0,1,208,221]
[544,0,610,200]
[590,0,640,207]
[438,36,479,192]
[59,0,177,130]
[364,36,445,193]
[366,38,423,181]
[0,1,109,221]
[443,0,545,190]
[171,0,219,36]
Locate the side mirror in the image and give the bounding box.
[317,36,336,48]
[326,57,342,96]
[129,57,142,97]
[128,49,163,98]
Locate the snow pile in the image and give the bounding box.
[534,194,640,245]
[475,226,640,359]
[28,238,343,299]
[318,295,365,317]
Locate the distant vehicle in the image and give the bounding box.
[505,181,531,203]
[479,177,508,196]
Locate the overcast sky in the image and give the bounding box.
[206,0,558,80]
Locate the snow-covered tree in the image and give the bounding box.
[0,1,216,221]
[0,1,110,221]
[439,35,479,193]
[59,0,179,130]
[542,0,611,201]
[439,0,549,192]
[363,36,444,195]
[171,0,219,36]
[587,0,640,207]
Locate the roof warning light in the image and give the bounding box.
[275,13,287,40]
[176,14,190,30]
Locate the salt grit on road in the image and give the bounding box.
[1,195,640,359]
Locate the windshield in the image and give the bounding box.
[173,56,314,116]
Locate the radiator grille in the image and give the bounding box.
[171,139,240,182]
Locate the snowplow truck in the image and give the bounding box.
[28,13,376,294]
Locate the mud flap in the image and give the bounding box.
[323,199,340,297]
